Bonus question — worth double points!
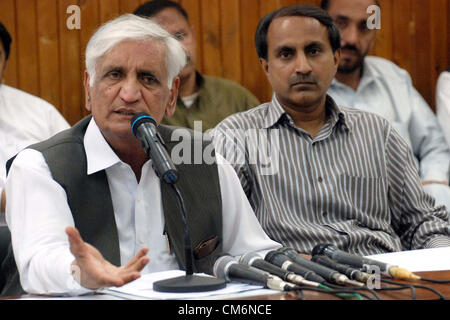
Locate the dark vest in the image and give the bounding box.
[1,116,223,297]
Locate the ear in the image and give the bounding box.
[334,48,341,68]
[259,57,269,77]
[165,77,180,118]
[83,70,92,112]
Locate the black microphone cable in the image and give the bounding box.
[291,285,373,300]
[312,244,448,299]
[323,281,381,300]
[324,273,445,300]
[381,279,447,300]
[318,265,444,300]
[415,277,450,284]
[380,279,417,300]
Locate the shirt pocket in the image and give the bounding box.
[337,174,389,227]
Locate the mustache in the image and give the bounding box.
[341,44,362,57]
[288,74,318,86]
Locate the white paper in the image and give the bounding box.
[366,246,450,272]
[99,270,279,300]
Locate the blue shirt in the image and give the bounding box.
[328,56,450,184]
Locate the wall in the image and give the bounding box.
[0,0,448,125]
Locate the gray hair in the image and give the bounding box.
[85,14,186,88]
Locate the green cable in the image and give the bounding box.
[319,284,363,300]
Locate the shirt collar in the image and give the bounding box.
[330,57,381,90]
[263,93,350,132]
[84,118,122,175]
[326,95,351,133]
[261,93,287,129]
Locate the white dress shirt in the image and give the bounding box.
[328,56,450,209]
[0,84,70,225]
[5,118,281,295]
[436,71,450,148]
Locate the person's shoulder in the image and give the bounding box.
[365,56,410,82]
[215,102,271,130]
[437,70,450,83]
[339,104,392,131]
[203,75,254,95]
[1,84,58,111]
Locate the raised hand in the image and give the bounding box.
[66,226,150,289]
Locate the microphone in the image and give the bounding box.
[277,247,363,286]
[312,244,420,281]
[311,255,371,283]
[131,112,178,184]
[240,252,320,288]
[265,251,326,284]
[132,112,225,293]
[213,255,298,292]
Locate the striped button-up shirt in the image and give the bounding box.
[213,95,450,255]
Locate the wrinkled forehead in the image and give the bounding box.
[97,39,167,72]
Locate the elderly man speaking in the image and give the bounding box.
[1,14,279,297]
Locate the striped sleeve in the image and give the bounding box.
[385,123,450,250]
[212,120,252,197]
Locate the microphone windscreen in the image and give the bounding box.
[131,112,157,136]
[213,255,236,279]
[311,244,331,257]
[239,252,263,265]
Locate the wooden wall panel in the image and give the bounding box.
[0,0,17,87]
[371,0,394,60]
[80,0,99,118]
[240,0,266,102]
[180,0,203,75]
[200,0,222,76]
[37,0,61,108]
[0,0,448,125]
[220,0,241,83]
[58,0,82,123]
[16,0,39,96]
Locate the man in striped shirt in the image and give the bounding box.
[213,5,450,256]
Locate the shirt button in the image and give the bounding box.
[322,211,327,216]
[318,177,323,183]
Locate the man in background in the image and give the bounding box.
[322,0,450,209]
[213,4,450,256]
[436,69,450,148]
[0,21,69,291]
[2,14,279,297]
[0,21,70,220]
[134,0,260,131]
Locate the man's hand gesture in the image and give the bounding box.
[66,226,150,289]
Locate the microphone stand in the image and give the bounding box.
[152,167,226,292]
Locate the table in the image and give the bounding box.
[239,270,450,300]
[3,270,448,301]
